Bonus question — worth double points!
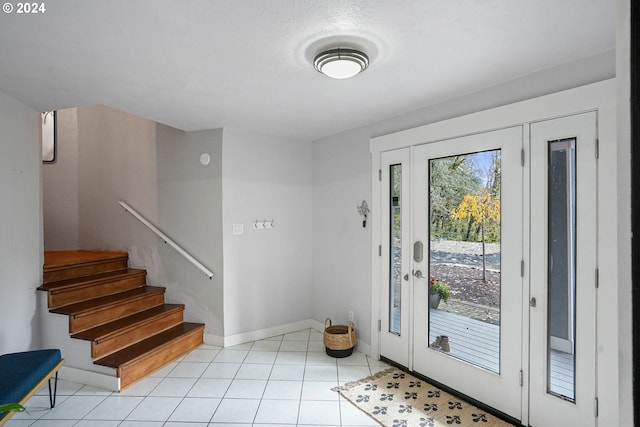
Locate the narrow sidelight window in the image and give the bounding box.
[547,138,577,402]
[389,164,402,335]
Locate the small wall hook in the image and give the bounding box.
[357,200,369,228]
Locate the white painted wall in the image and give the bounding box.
[311,52,616,353]
[222,128,312,339]
[0,90,42,353]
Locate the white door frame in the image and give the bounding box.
[370,79,616,426]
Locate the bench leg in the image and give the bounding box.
[47,371,59,408]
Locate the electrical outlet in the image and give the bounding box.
[348,311,354,322]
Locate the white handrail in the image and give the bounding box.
[118,200,214,279]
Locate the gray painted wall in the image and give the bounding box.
[616,0,632,423]
[0,90,42,353]
[75,105,159,251]
[222,128,313,337]
[156,126,224,337]
[312,132,372,344]
[43,109,79,249]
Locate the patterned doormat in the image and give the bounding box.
[334,368,514,426]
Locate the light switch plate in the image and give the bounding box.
[232,224,244,235]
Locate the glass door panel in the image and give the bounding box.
[428,150,502,373]
[390,164,403,335]
[548,139,576,401]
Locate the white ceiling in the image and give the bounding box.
[0,0,615,141]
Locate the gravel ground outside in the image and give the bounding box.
[430,240,501,324]
[431,240,500,256]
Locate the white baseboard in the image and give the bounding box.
[355,340,372,358]
[203,333,224,347]
[222,319,318,347]
[309,318,325,333]
[202,319,373,358]
[59,366,119,392]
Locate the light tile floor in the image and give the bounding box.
[6,329,388,426]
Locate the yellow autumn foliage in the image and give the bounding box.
[450,190,500,224]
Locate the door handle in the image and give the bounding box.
[414,270,424,279]
[413,241,423,262]
[403,274,409,281]
[529,297,537,307]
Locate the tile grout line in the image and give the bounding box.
[250,336,281,425]
[211,339,254,424]
[295,332,311,426]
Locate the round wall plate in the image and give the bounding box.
[200,153,211,166]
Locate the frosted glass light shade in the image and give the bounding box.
[314,48,369,79]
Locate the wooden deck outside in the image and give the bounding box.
[425,308,574,400]
[548,348,575,400]
[429,308,499,372]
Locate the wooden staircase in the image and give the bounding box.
[38,250,204,390]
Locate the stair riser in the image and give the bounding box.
[44,258,128,284]
[91,309,185,359]
[48,275,146,309]
[118,326,204,390]
[69,293,166,334]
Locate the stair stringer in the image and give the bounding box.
[37,292,120,391]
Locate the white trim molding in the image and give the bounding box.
[59,366,119,392]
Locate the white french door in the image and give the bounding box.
[529,112,597,427]
[412,126,524,420]
[376,112,598,426]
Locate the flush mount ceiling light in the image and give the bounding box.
[314,47,369,79]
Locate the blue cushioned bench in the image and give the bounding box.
[0,349,64,425]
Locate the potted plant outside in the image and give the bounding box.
[429,277,451,309]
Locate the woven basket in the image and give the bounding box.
[324,318,356,358]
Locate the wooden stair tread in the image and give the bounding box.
[43,250,130,285]
[72,304,184,341]
[44,250,128,270]
[42,249,205,389]
[95,322,204,368]
[38,269,146,292]
[51,286,166,316]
